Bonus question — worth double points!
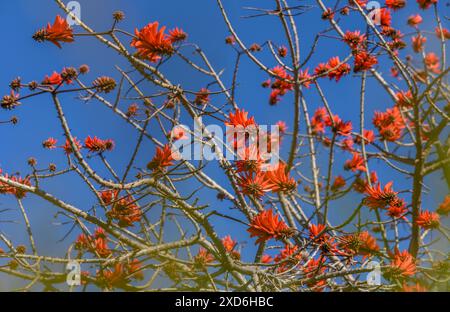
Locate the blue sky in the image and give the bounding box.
[0,0,448,290]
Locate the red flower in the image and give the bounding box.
[84,136,114,153]
[348,0,368,7]
[355,129,375,145]
[385,0,406,10]
[168,27,187,43]
[311,107,327,134]
[247,209,293,244]
[330,116,353,136]
[299,69,312,88]
[261,255,273,263]
[326,57,351,82]
[416,210,440,229]
[395,90,414,108]
[364,181,398,209]
[194,248,214,268]
[101,190,142,227]
[42,72,63,85]
[417,0,438,10]
[338,231,379,257]
[343,30,366,50]
[407,15,423,27]
[147,144,175,172]
[353,50,378,72]
[42,137,57,149]
[341,138,354,151]
[309,223,328,244]
[276,121,287,134]
[131,22,174,62]
[75,227,112,258]
[222,235,237,252]
[225,35,236,45]
[170,126,189,141]
[435,27,450,40]
[331,176,346,191]
[225,108,256,128]
[194,88,210,105]
[62,137,82,154]
[388,249,416,278]
[373,106,405,141]
[265,162,297,193]
[344,153,367,172]
[374,8,392,28]
[303,258,327,291]
[424,52,440,73]
[237,171,273,199]
[0,173,31,199]
[437,195,450,216]
[402,282,427,292]
[387,198,408,218]
[235,145,264,173]
[412,34,426,53]
[222,236,240,259]
[278,46,288,58]
[34,15,74,48]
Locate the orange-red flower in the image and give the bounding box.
[373,106,405,141]
[353,50,378,72]
[62,137,82,154]
[395,90,414,108]
[168,27,187,43]
[437,195,450,216]
[385,0,405,10]
[84,136,114,153]
[417,0,438,10]
[42,72,63,86]
[225,108,256,128]
[416,210,440,229]
[222,235,240,259]
[222,235,237,253]
[344,153,367,172]
[325,57,351,82]
[309,223,328,244]
[278,46,288,58]
[424,52,440,73]
[364,181,398,209]
[247,209,293,244]
[147,144,175,172]
[303,258,327,291]
[435,27,450,40]
[235,145,265,173]
[348,0,368,7]
[42,137,57,149]
[194,248,214,268]
[194,88,210,105]
[33,15,74,48]
[131,22,174,62]
[412,34,427,53]
[265,162,297,193]
[387,198,408,218]
[101,190,142,227]
[338,231,379,257]
[387,249,416,278]
[407,14,423,27]
[343,30,366,50]
[331,176,346,191]
[75,227,112,258]
[237,171,273,199]
[402,282,427,292]
[0,173,31,199]
[97,259,143,289]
